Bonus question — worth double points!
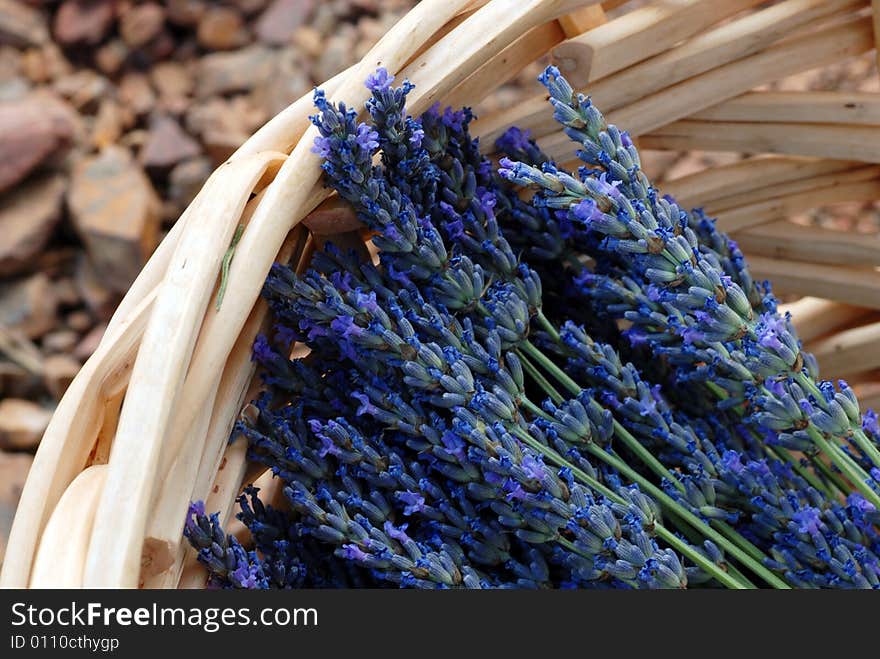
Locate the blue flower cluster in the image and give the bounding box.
[185,67,880,589]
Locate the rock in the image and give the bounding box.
[74,322,105,361]
[53,278,80,307]
[90,98,128,149]
[151,61,192,101]
[43,353,80,399]
[196,44,274,97]
[186,95,264,164]
[166,0,206,27]
[314,32,353,83]
[0,94,73,193]
[0,360,39,400]
[168,156,211,209]
[0,398,51,450]
[94,39,129,76]
[196,6,246,50]
[0,0,49,48]
[302,195,361,235]
[254,0,313,45]
[0,273,58,339]
[233,0,268,15]
[68,147,161,290]
[53,0,116,46]
[0,173,66,277]
[42,329,79,354]
[140,115,201,169]
[74,255,116,320]
[0,450,33,562]
[292,25,322,58]
[251,46,309,117]
[65,309,92,333]
[119,2,165,49]
[53,69,110,112]
[118,72,155,117]
[19,43,71,83]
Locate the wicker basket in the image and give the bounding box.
[3,0,880,589]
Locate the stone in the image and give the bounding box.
[291,25,321,58]
[0,173,66,277]
[52,278,80,307]
[74,255,117,320]
[0,360,39,400]
[42,329,79,354]
[150,60,192,100]
[0,451,33,562]
[313,32,352,83]
[73,322,105,361]
[118,72,155,116]
[0,398,51,450]
[168,156,211,209]
[140,115,201,169]
[53,0,116,46]
[166,0,207,27]
[196,44,274,97]
[119,2,165,49]
[53,69,110,112]
[0,94,73,193]
[186,96,263,164]
[68,147,161,290]
[302,195,361,235]
[94,39,129,76]
[0,273,58,339]
[0,0,49,48]
[65,309,92,333]
[232,0,268,15]
[90,98,128,149]
[43,353,80,399]
[254,0,313,46]
[251,46,309,117]
[19,43,71,83]
[196,6,246,50]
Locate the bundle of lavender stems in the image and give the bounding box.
[184,67,880,589]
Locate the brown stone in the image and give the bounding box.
[53,69,110,112]
[42,329,79,354]
[168,155,211,209]
[65,309,93,333]
[53,278,80,307]
[19,43,71,83]
[53,0,116,46]
[251,46,309,117]
[186,96,264,164]
[94,39,129,76]
[0,173,66,277]
[291,25,321,58]
[313,32,352,83]
[119,2,165,49]
[0,94,73,193]
[0,398,51,450]
[74,255,117,321]
[140,115,201,169]
[0,273,58,340]
[0,450,33,561]
[90,98,128,149]
[43,353,80,399]
[196,6,246,50]
[232,0,268,15]
[68,147,161,290]
[302,195,361,235]
[166,0,206,27]
[196,44,274,97]
[0,360,39,400]
[73,322,105,361]
[255,0,314,46]
[118,72,155,117]
[150,61,192,100]
[0,0,49,48]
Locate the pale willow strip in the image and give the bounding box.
[639,120,880,164]
[808,321,880,379]
[747,256,880,309]
[706,165,880,214]
[552,0,763,88]
[82,0,483,588]
[29,466,107,588]
[661,157,860,210]
[781,297,870,344]
[690,91,880,126]
[734,221,880,269]
[714,180,880,233]
[475,0,864,148]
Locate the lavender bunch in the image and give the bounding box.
[186,67,879,589]
[499,66,880,511]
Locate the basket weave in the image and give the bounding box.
[4,0,880,589]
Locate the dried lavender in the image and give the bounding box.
[185,67,880,589]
